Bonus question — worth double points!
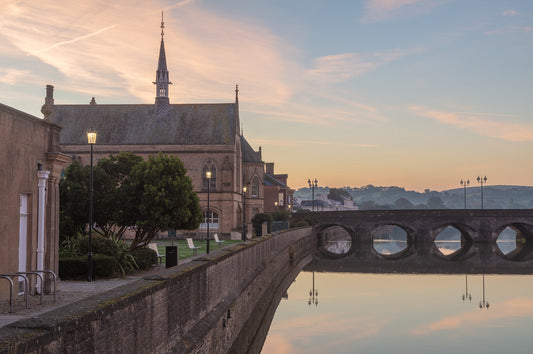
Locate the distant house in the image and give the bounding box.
[0,103,69,299]
[263,163,294,213]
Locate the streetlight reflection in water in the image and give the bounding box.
[262,270,533,354]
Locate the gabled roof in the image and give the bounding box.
[241,135,262,163]
[49,103,238,145]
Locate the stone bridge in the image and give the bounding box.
[293,209,533,274]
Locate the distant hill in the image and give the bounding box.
[294,185,533,210]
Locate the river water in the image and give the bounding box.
[261,269,533,353]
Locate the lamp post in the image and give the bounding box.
[87,130,97,282]
[206,170,211,254]
[460,179,469,210]
[242,186,247,241]
[477,176,487,209]
[308,271,318,307]
[479,272,490,309]
[308,178,318,212]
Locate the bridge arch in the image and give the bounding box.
[371,223,414,260]
[315,223,355,258]
[430,223,475,261]
[494,222,533,261]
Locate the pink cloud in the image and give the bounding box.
[411,298,533,336]
[410,106,533,142]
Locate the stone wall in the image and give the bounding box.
[0,227,315,353]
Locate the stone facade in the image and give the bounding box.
[0,103,69,300]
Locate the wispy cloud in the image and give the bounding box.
[410,106,533,142]
[361,0,445,23]
[306,51,406,84]
[503,9,519,17]
[411,298,533,336]
[27,25,117,56]
[0,68,31,85]
[252,137,377,148]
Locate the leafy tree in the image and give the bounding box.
[93,152,143,238]
[59,161,89,242]
[328,188,352,202]
[122,153,202,249]
[427,196,446,209]
[394,198,414,209]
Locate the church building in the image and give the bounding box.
[44,16,268,239]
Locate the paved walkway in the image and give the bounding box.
[0,257,199,328]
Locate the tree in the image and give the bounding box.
[394,198,414,209]
[59,161,89,242]
[427,196,446,209]
[122,153,203,249]
[93,152,143,239]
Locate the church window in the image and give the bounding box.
[251,177,259,197]
[203,160,217,190]
[200,210,219,229]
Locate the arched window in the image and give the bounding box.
[200,210,219,229]
[202,160,217,190]
[251,177,259,197]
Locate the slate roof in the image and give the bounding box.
[241,135,262,163]
[49,103,238,145]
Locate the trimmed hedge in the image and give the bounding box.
[59,254,118,279]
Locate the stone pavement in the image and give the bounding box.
[0,257,198,328]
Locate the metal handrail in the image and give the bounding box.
[0,276,13,313]
[16,272,44,305]
[2,274,29,309]
[33,270,57,303]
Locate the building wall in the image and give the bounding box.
[0,104,69,299]
[58,140,255,238]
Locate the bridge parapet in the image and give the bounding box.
[292,209,533,266]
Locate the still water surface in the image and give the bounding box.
[262,269,533,353]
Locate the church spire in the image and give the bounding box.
[154,11,172,115]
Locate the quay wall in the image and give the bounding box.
[0,227,315,353]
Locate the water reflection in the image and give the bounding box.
[308,271,318,307]
[262,268,533,354]
[373,225,408,256]
[319,226,351,255]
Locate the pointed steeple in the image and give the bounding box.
[153,11,172,115]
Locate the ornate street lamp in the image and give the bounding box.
[462,272,471,302]
[460,179,469,210]
[308,178,318,212]
[477,176,487,209]
[87,130,97,282]
[308,271,318,307]
[479,272,490,309]
[206,170,212,254]
[242,186,247,241]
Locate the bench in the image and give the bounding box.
[214,233,224,247]
[186,238,201,255]
[148,243,165,264]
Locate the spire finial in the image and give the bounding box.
[235,84,239,103]
[160,11,165,38]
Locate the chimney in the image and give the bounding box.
[266,162,274,175]
[41,84,55,119]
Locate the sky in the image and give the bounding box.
[1,0,532,191]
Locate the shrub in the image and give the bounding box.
[131,247,158,270]
[59,254,118,279]
[59,234,137,277]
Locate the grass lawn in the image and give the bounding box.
[151,239,243,260]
